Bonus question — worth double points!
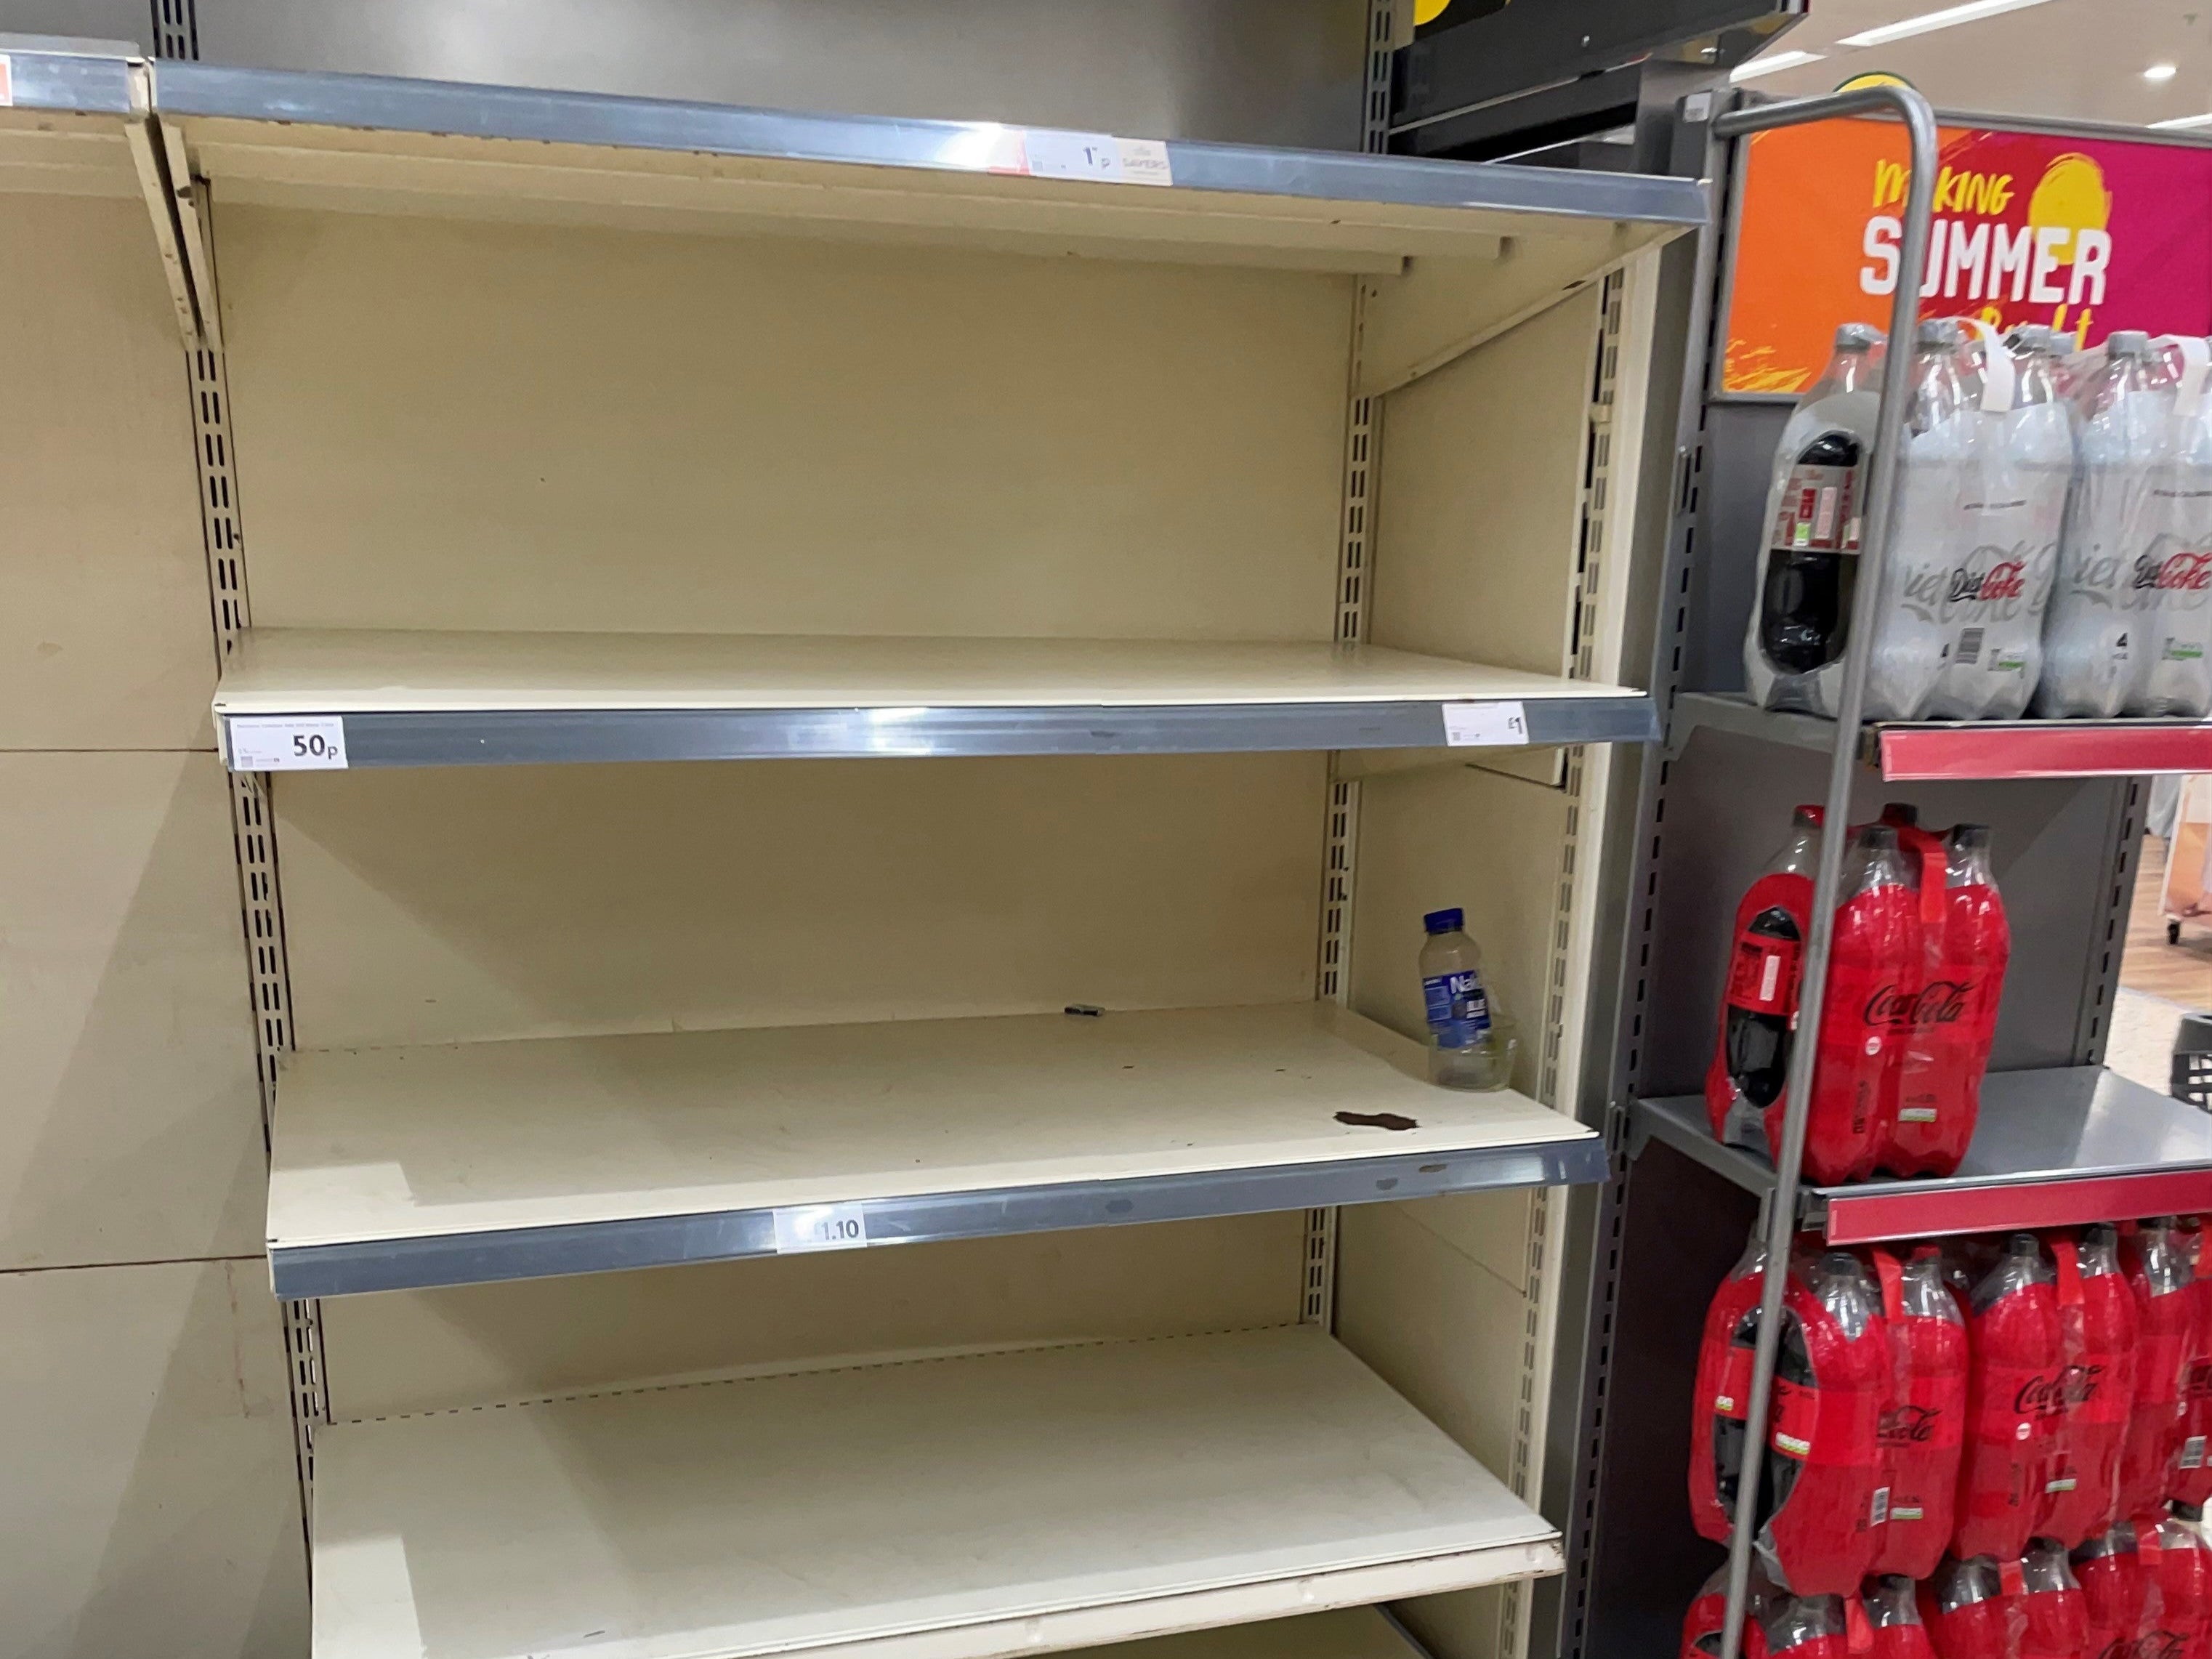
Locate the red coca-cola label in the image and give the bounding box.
[2140,1332,2189,1406]
[1974,1360,2069,1443]
[1881,1373,1966,1451]
[2133,549,2212,591]
[1728,931,1801,1017]
[1717,1344,1756,1418]
[1865,980,1975,1028]
[1772,1376,1823,1460]
[1775,460,1862,554]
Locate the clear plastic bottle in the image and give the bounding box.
[1420,908,1518,1091]
[1865,320,1975,722]
[1748,323,1886,715]
[2038,330,2164,717]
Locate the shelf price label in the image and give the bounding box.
[227,716,350,771]
[772,1203,870,1254]
[1024,131,1174,187]
[1442,701,1530,748]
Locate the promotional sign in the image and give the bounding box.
[1723,117,2212,395]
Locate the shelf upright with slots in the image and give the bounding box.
[0,19,1716,1659]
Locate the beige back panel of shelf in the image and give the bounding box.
[0,753,265,1269]
[0,193,214,751]
[320,1211,1303,1419]
[275,752,1324,1049]
[213,202,1350,642]
[0,1258,307,1658]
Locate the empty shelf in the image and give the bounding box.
[268,1002,1603,1296]
[134,55,1703,271]
[310,1326,1561,1659]
[214,628,1658,768]
[1674,691,2212,780]
[1631,1068,2212,1243]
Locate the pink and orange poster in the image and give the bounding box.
[1723,118,2212,395]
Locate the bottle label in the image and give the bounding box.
[1423,969,1491,1046]
[1878,1371,1964,1452]
[1725,929,1801,1017]
[1971,1360,2071,1446]
[1774,457,1863,554]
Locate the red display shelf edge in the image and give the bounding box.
[1877,721,2212,781]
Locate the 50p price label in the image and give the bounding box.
[772,1203,869,1254]
[227,716,350,771]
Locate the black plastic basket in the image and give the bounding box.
[2176,1013,2212,1112]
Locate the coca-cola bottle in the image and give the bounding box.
[1921,1556,2023,1659]
[2125,1221,2198,1517]
[1874,1245,1971,1577]
[2019,1536,2093,1659]
[1710,806,1825,1152]
[1881,804,1952,1178]
[2041,1226,2142,1546]
[2144,1511,2212,1659]
[1695,1230,1772,1542]
[2176,1218,2211,1508]
[2136,339,2212,720]
[1868,1575,1939,1659]
[1682,1564,1778,1659]
[1793,826,1916,1184]
[1867,320,1977,723]
[1929,826,2009,1172]
[1767,1596,1855,1659]
[1759,1251,1891,1594]
[2075,1521,2148,1659]
[1957,1235,2067,1562]
[1750,325,1884,715]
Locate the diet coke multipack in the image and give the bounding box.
[1706,806,2009,1185]
[1745,321,2212,724]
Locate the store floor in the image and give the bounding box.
[2106,834,2212,1094]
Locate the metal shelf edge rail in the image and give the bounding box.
[1702,85,1939,1659]
[219,693,1659,768]
[147,57,1711,229]
[273,1133,1612,1298]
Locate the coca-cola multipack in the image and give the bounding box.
[1707,807,2009,1186]
[1683,1216,2212,1658]
[1746,322,2212,724]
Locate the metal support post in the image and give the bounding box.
[1705,83,1938,1659]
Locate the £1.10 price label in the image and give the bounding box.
[227,716,350,771]
[772,1203,869,1254]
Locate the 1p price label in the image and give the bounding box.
[227,716,350,771]
[772,1203,869,1254]
[1441,701,1530,748]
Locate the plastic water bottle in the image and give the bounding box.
[1419,908,1517,1091]
[1864,320,1974,722]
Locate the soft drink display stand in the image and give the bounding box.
[0,12,1715,1659]
[1584,83,2212,1659]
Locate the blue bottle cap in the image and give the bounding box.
[1424,908,1464,935]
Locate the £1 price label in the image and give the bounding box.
[1440,701,1530,748]
[227,716,350,771]
[772,1203,869,1254]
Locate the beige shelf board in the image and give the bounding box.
[267,1002,1597,1291]
[312,1325,1561,1659]
[1090,1608,1421,1659]
[216,627,1639,717]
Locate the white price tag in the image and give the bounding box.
[1022,131,1173,187]
[772,1203,869,1254]
[227,716,349,771]
[1441,701,1530,748]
